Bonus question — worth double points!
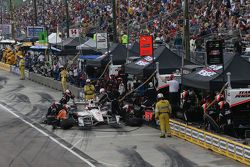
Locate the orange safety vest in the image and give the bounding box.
[56,109,67,119]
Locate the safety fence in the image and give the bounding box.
[170,119,250,166]
[0,62,11,72]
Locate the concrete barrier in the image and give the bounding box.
[28,72,82,98]
[170,119,250,166]
[9,65,29,79]
[0,62,11,72]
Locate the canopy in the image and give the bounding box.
[76,38,96,50]
[182,54,250,90]
[54,37,86,48]
[48,33,62,44]
[78,55,101,61]
[30,45,61,52]
[54,37,86,56]
[128,42,139,58]
[86,43,127,67]
[0,39,15,44]
[16,36,38,42]
[125,46,192,75]
[76,38,104,55]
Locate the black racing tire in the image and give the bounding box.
[60,118,75,130]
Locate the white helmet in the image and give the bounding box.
[64,104,70,110]
[86,79,91,83]
[149,82,153,88]
[100,88,105,94]
[65,89,71,94]
[157,93,164,99]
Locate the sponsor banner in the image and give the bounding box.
[244,148,250,164]
[0,24,12,35]
[27,26,44,37]
[198,132,205,142]
[0,62,11,72]
[205,135,212,149]
[212,137,220,153]
[197,65,223,77]
[69,28,80,38]
[96,33,108,49]
[219,140,227,150]
[139,35,153,57]
[191,130,199,143]
[227,142,236,159]
[236,146,244,156]
[206,40,224,65]
[244,148,250,159]
[186,128,192,136]
[219,140,227,155]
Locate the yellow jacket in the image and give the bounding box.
[84,84,95,96]
[155,100,172,114]
[60,70,68,79]
[19,58,25,68]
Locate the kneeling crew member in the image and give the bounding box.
[155,93,172,138]
[52,105,69,129]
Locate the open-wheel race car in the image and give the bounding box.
[69,100,121,128]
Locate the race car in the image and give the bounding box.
[70,101,121,127]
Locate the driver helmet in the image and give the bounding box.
[86,79,91,83]
[100,88,105,94]
[157,93,164,99]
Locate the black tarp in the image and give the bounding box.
[54,37,86,56]
[86,43,127,67]
[125,46,192,75]
[128,42,139,58]
[182,54,250,90]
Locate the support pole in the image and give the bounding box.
[112,0,117,42]
[65,0,70,38]
[33,0,37,26]
[9,0,15,39]
[184,0,190,61]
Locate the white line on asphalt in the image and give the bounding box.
[70,138,83,149]
[0,104,96,167]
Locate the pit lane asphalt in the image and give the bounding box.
[0,70,245,167]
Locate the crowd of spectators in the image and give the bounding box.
[1,0,249,51]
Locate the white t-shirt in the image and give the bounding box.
[38,55,45,62]
[73,69,78,77]
[166,80,179,93]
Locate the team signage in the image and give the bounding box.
[135,56,153,66]
[169,119,250,166]
[27,26,44,37]
[197,65,223,77]
[96,33,108,50]
[0,24,12,35]
[139,35,153,57]
[206,40,224,65]
[69,28,80,38]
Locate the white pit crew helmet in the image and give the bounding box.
[157,93,164,99]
